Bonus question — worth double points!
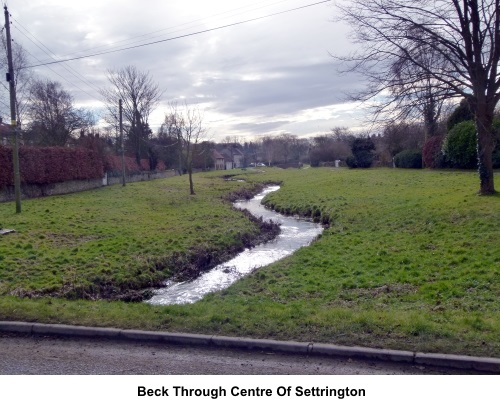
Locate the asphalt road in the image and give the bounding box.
[0,333,475,375]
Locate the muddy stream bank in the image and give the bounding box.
[147,185,323,305]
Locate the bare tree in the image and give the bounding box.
[156,118,181,171]
[0,36,35,127]
[277,133,297,163]
[261,136,279,166]
[335,0,500,194]
[99,66,162,164]
[381,122,426,158]
[162,102,206,195]
[25,79,94,146]
[388,46,448,140]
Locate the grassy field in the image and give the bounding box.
[1,167,499,356]
[0,174,274,300]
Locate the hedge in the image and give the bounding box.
[105,155,166,175]
[0,145,104,187]
[0,145,12,187]
[105,154,144,174]
[394,149,422,169]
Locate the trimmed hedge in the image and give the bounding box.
[104,155,166,175]
[394,149,422,169]
[0,145,12,187]
[0,145,104,187]
[106,154,145,174]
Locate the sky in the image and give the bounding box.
[4,0,367,141]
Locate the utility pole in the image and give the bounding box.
[119,99,126,186]
[4,6,21,213]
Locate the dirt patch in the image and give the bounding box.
[352,283,417,298]
[45,233,101,248]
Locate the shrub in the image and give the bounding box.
[348,138,376,168]
[309,149,321,167]
[422,136,446,169]
[354,150,374,168]
[394,149,422,169]
[346,155,357,168]
[443,121,477,169]
[493,149,500,168]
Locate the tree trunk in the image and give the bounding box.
[474,103,496,195]
[188,166,195,195]
[177,147,183,176]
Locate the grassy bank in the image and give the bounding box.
[0,174,276,300]
[1,168,499,357]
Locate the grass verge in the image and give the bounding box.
[1,167,499,357]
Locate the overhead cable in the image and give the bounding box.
[24,0,331,69]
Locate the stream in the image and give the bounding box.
[146,185,323,305]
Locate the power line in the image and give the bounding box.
[39,0,292,64]
[10,36,100,102]
[12,20,103,100]
[24,0,331,69]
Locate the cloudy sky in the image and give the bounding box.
[4,0,367,141]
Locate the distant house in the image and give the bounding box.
[213,150,225,170]
[213,145,245,170]
[221,146,244,169]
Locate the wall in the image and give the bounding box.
[0,178,103,202]
[0,170,177,203]
[104,170,176,185]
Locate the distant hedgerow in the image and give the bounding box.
[394,149,422,169]
[0,145,103,187]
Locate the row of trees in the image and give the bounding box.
[0,47,205,191]
[335,0,500,194]
[3,0,499,194]
[3,62,497,173]
[0,60,162,156]
[0,34,171,169]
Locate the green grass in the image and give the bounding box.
[0,174,267,299]
[1,167,499,357]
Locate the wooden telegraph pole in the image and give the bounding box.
[119,99,126,186]
[4,5,21,213]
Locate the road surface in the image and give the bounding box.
[0,333,476,375]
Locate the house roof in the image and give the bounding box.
[227,146,243,156]
[212,150,225,159]
[219,150,233,161]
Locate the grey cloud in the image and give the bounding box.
[7,0,368,138]
[191,61,364,117]
[231,120,291,133]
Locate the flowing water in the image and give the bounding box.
[146,185,323,305]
